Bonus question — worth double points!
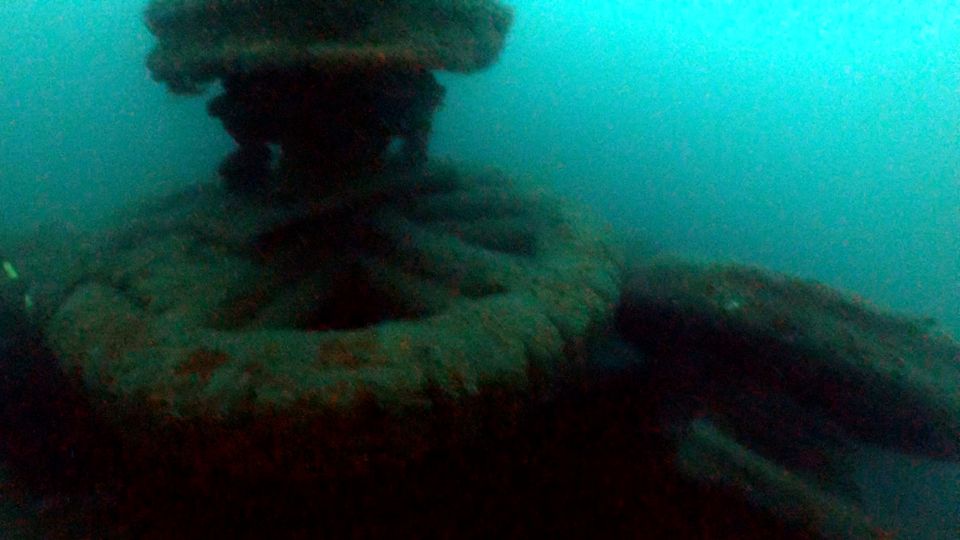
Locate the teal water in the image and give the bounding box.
[433,1,960,339]
[1,1,957,336]
[1,0,958,537]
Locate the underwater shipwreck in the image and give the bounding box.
[1,1,959,538]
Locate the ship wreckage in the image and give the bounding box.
[1,1,958,537]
